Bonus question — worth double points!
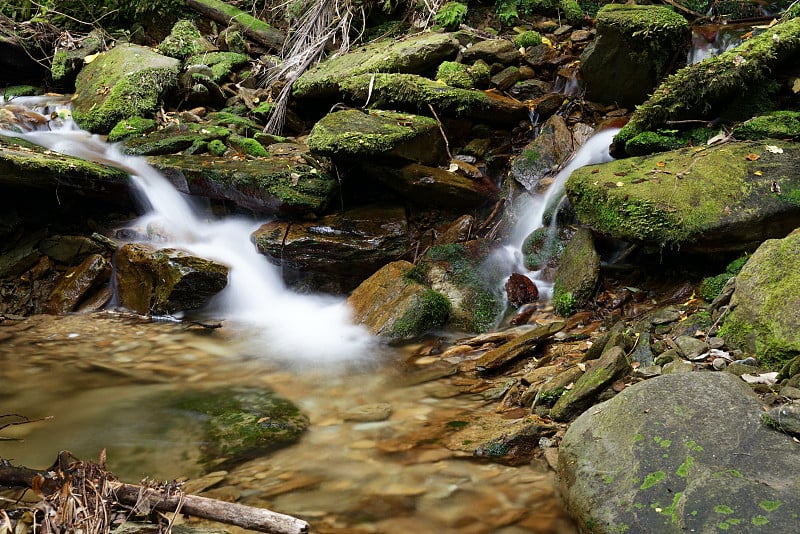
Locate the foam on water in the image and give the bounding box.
[3,97,377,365]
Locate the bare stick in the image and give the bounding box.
[427,104,453,161]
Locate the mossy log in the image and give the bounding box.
[612,16,800,156]
[187,0,284,51]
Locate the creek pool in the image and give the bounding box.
[0,313,577,533]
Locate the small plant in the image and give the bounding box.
[513,30,542,49]
[553,290,575,317]
[434,2,467,30]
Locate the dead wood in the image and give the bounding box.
[186,0,284,51]
[0,451,309,534]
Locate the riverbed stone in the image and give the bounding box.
[580,5,689,107]
[461,38,521,65]
[475,321,565,374]
[44,253,109,314]
[550,345,630,422]
[72,44,180,134]
[565,140,800,253]
[509,114,573,192]
[293,32,460,99]
[38,235,105,265]
[559,372,800,533]
[115,243,228,315]
[252,204,410,293]
[307,109,446,166]
[721,228,800,369]
[552,228,600,317]
[765,401,800,437]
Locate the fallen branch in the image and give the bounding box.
[186,0,284,50]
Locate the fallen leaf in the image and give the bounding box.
[745,153,761,161]
[754,170,763,176]
[290,172,301,185]
[765,145,783,154]
[706,130,728,145]
[792,78,800,94]
[656,161,666,167]
[616,181,624,187]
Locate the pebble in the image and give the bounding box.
[343,403,393,422]
[712,358,727,370]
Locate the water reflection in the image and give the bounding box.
[0,314,577,533]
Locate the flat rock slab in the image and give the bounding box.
[558,372,800,533]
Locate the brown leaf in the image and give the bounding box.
[745,153,761,161]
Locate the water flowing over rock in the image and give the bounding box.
[115,243,229,315]
[72,44,180,134]
[580,5,689,108]
[565,141,800,252]
[721,228,800,369]
[251,205,410,293]
[559,372,800,533]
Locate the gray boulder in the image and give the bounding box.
[580,5,689,107]
[559,372,800,533]
[509,114,573,192]
[552,227,600,317]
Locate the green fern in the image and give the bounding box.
[434,2,467,30]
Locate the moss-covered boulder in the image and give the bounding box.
[338,73,529,125]
[158,20,214,59]
[612,16,800,156]
[307,109,447,165]
[733,111,800,141]
[362,161,498,209]
[552,227,600,317]
[721,228,800,368]
[252,205,410,293]
[114,243,228,315]
[580,5,689,108]
[119,123,231,156]
[50,29,104,88]
[347,260,450,340]
[293,32,460,99]
[0,134,131,196]
[72,44,180,134]
[559,372,800,533]
[565,141,800,252]
[414,240,506,333]
[168,387,309,467]
[186,51,249,83]
[148,148,336,217]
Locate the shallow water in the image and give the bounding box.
[0,313,578,533]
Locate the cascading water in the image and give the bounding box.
[505,128,620,296]
[2,97,376,365]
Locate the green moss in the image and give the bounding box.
[208,111,262,136]
[446,420,469,428]
[208,139,227,156]
[107,116,157,143]
[625,131,685,156]
[751,515,769,526]
[552,290,576,317]
[640,470,665,489]
[158,20,207,59]
[391,289,452,339]
[436,61,474,89]
[759,499,782,512]
[559,0,584,24]
[188,51,250,83]
[513,30,542,48]
[733,111,800,140]
[2,85,41,98]
[227,134,269,157]
[676,455,694,477]
[714,505,734,514]
[469,60,491,87]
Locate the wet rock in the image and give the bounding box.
[491,66,520,91]
[38,235,104,265]
[580,5,689,107]
[307,109,446,166]
[674,335,709,360]
[0,230,45,278]
[167,387,309,467]
[51,29,104,87]
[509,114,573,192]
[630,331,654,367]
[475,321,565,374]
[505,273,539,308]
[253,204,409,293]
[72,44,180,134]
[293,32,460,99]
[343,403,393,422]
[115,243,228,315]
[523,43,561,68]
[559,372,800,533]
[364,162,498,209]
[44,254,110,314]
[566,141,800,253]
[552,228,599,317]
[509,79,552,101]
[348,260,450,340]
[461,38,521,65]
[550,346,630,422]
[443,413,556,463]
[662,358,694,374]
[434,214,474,245]
[722,228,800,369]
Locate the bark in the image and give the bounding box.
[186,0,284,50]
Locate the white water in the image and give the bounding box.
[504,128,619,295]
[2,98,377,365]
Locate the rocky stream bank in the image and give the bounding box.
[3,0,800,532]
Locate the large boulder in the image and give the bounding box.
[114,243,229,315]
[347,260,450,340]
[251,205,410,293]
[72,44,180,134]
[565,141,800,252]
[307,109,447,166]
[558,372,800,533]
[509,114,574,192]
[293,32,460,99]
[552,227,600,317]
[721,228,800,368]
[580,5,689,108]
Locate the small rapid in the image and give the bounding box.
[1,97,377,365]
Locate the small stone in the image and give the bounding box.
[343,403,393,422]
[571,30,592,42]
[712,358,727,370]
[505,273,539,307]
[708,337,725,349]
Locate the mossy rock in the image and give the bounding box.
[293,32,460,99]
[158,20,213,59]
[436,61,474,89]
[307,109,446,165]
[51,29,104,87]
[119,123,230,155]
[580,5,689,107]
[72,44,180,134]
[565,141,800,252]
[338,73,529,125]
[552,228,600,317]
[699,255,748,301]
[186,51,249,83]
[107,116,158,143]
[721,228,800,368]
[168,387,309,467]
[733,111,800,140]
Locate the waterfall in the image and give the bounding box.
[2,97,377,364]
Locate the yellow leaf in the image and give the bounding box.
[84,53,99,64]
[616,181,624,187]
[656,161,666,167]
[541,36,553,47]
[754,170,763,176]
